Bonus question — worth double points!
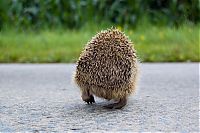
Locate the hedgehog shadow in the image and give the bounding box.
[65,100,123,114]
[79,97,143,113]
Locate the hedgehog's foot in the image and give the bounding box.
[82,90,95,104]
[104,97,127,109]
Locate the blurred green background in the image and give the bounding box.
[0,0,199,63]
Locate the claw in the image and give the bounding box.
[83,95,95,105]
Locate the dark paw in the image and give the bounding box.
[83,95,95,104]
[103,98,127,109]
[103,103,125,109]
[103,103,116,109]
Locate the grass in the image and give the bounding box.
[0,24,199,63]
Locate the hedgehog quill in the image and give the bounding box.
[74,27,139,109]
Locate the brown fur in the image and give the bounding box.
[74,27,138,101]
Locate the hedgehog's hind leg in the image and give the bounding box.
[104,97,127,109]
[81,89,95,104]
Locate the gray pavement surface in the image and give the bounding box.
[0,63,199,132]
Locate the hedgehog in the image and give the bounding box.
[74,27,138,109]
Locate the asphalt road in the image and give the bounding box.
[0,63,199,132]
